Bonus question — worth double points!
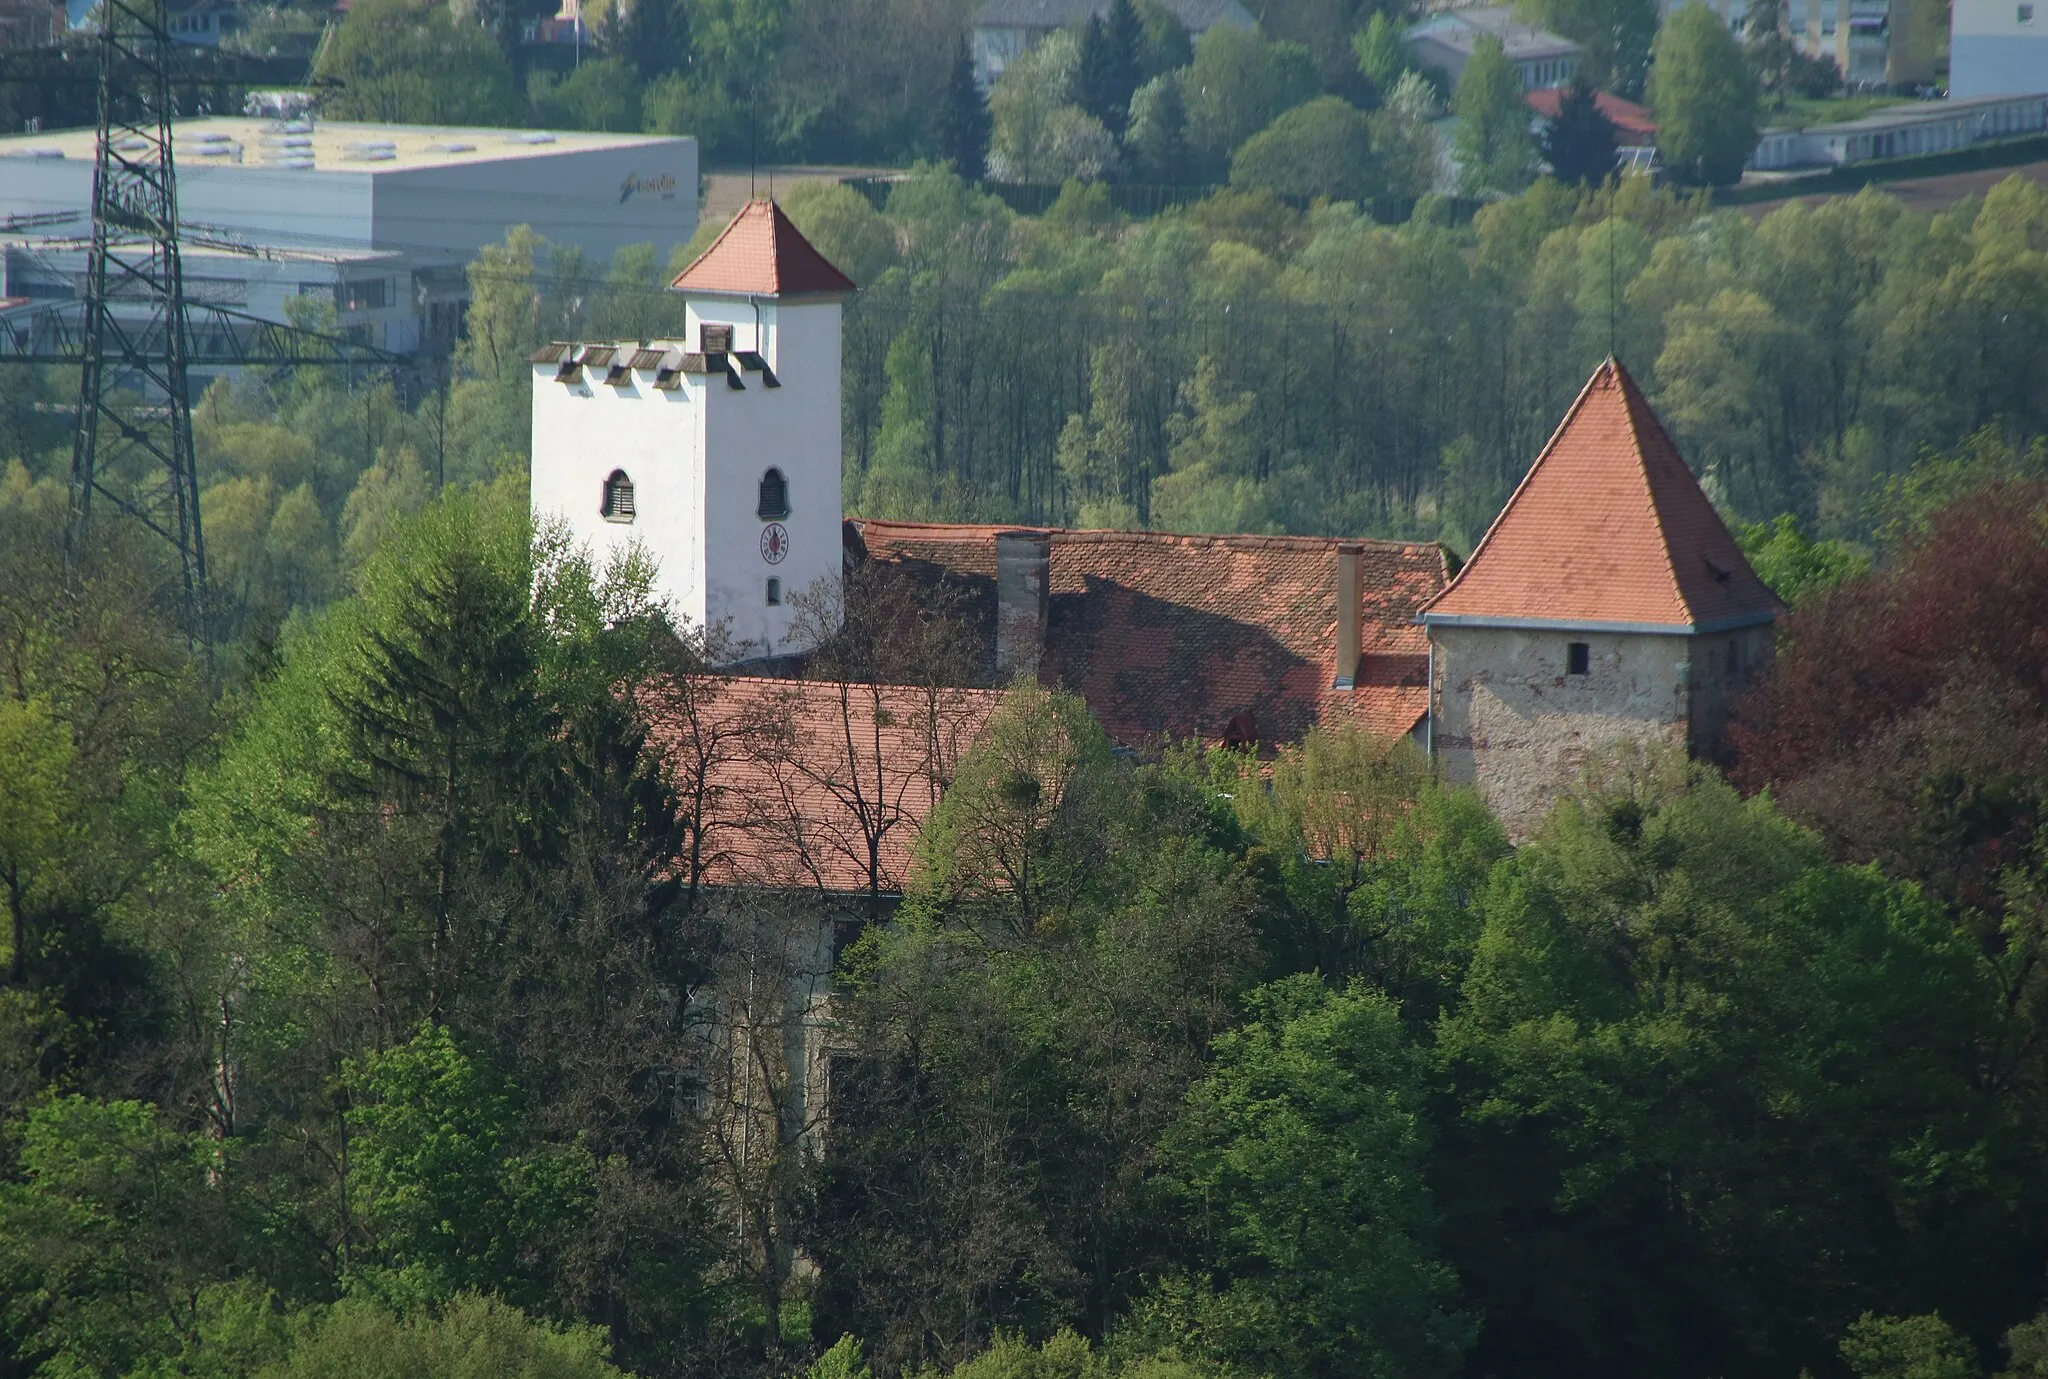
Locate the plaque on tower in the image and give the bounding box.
[760,523,789,564]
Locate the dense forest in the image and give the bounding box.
[5,164,2048,1379]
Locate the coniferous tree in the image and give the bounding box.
[1102,0,1144,133]
[938,39,993,181]
[1127,70,1192,182]
[1541,75,1619,184]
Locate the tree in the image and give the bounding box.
[814,693,1262,1369]
[1229,96,1382,204]
[0,1097,242,1376]
[609,0,688,81]
[1076,0,1143,137]
[0,697,72,986]
[1126,73,1193,183]
[1181,26,1317,178]
[260,1294,630,1379]
[313,0,522,125]
[1452,35,1536,195]
[1730,481,2048,919]
[1735,514,1870,605]
[1649,3,1762,186]
[1352,11,1408,102]
[1840,1314,1982,1379]
[1139,976,1471,1379]
[1742,0,1800,105]
[939,38,993,180]
[340,1023,596,1307]
[529,57,643,132]
[1540,76,1619,185]
[1435,752,2015,1379]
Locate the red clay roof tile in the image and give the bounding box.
[669,200,857,298]
[849,522,1450,747]
[1421,358,1781,631]
[643,676,1005,894]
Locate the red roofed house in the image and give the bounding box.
[1418,358,1782,837]
[1524,86,1658,146]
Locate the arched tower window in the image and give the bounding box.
[601,470,636,522]
[757,467,790,520]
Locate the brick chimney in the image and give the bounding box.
[1334,543,1362,689]
[995,530,1051,682]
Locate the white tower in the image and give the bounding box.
[530,200,855,659]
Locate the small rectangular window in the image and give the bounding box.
[766,577,781,607]
[2021,3,2035,22]
[1566,642,1590,675]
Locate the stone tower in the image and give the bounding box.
[1419,359,1783,837]
[530,200,855,659]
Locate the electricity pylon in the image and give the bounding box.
[66,0,205,623]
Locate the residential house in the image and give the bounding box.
[1950,0,2048,96]
[0,0,63,48]
[970,0,1255,89]
[1405,7,1580,91]
[1523,84,1657,150]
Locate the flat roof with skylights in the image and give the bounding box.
[0,117,685,174]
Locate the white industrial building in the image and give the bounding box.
[531,201,854,658]
[1747,90,2047,168]
[1950,0,2048,97]
[0,116,698,356]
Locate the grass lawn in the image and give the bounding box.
[1767,94,1919,128]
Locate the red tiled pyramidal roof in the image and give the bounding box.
[1421,359,1781,632]
[849,521,1451,748]
[669,199,857,297]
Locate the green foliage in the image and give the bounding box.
[1842,1314,1983,1379]
[1452,35,1536,195]
[0,1096,239,1376]
[343,1023,597,1306]
[1737,513,1870,604]
[258,1293,629,1379]
[1229,97,1379,204]
[1143,976,1469,1379]
[1437,749,2011,1378]
[1126,73,1193,182]
[1649,4,1762,185]
[1182,27,1318,178]
[0,695,73,983]
[314,0,522,125]
[1352,12,1408,102]
[529,58,643,133]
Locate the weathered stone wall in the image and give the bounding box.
[1431,626,1692,839]
[1683,624,1777,759]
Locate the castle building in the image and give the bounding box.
[531,211,1786,1154]
[533,206,1779,861]
[1418,359,1782,838]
